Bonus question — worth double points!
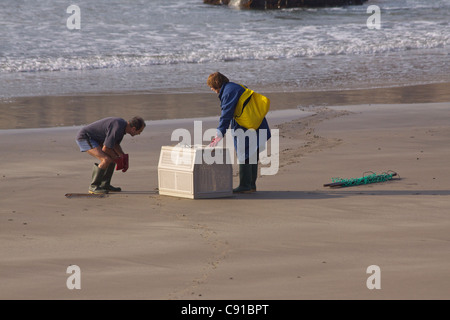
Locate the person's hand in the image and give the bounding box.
[209,136,222,147]
[122,154,129,172]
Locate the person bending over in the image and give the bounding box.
[75,116,146,194]
[207,72,271,193]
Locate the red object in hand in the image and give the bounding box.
[122,154,129,172]
[209,136,222,147]
[115,154,129,172]
[115,155,124,171]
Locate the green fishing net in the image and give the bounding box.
[326,171,399,188]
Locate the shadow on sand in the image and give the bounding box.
[234,189,450,200]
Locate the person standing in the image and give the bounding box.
[75,116,146,194]
[207,72,271,193]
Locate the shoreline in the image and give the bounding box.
[1,81,449,130]
[0,108,315,134]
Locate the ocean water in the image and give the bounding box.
[0,0,449,98]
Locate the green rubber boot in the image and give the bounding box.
[233,164,253,194]
[251,163,258,192]
[100,163,122,192]
[89,164,108,194]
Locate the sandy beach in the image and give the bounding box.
[1,84,449,300]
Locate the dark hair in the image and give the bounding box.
[207,72,229,90]
[129,116,146,130]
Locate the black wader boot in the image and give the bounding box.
[89,163,108,194]
[100,162,122,192]
[233,164,253,193]
[251,163,258,192]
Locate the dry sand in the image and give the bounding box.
[0,87,449,300]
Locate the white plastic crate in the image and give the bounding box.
[158,145,233,199]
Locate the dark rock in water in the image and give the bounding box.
[204,0,368,9]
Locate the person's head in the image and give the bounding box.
[127,116,146,136]
[207,72,229,94]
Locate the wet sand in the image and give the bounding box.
[0,84,449,300]
[1,82,449,129]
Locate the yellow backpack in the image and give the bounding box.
[233,84,270,130]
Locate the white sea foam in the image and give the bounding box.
[1,24,447,73]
